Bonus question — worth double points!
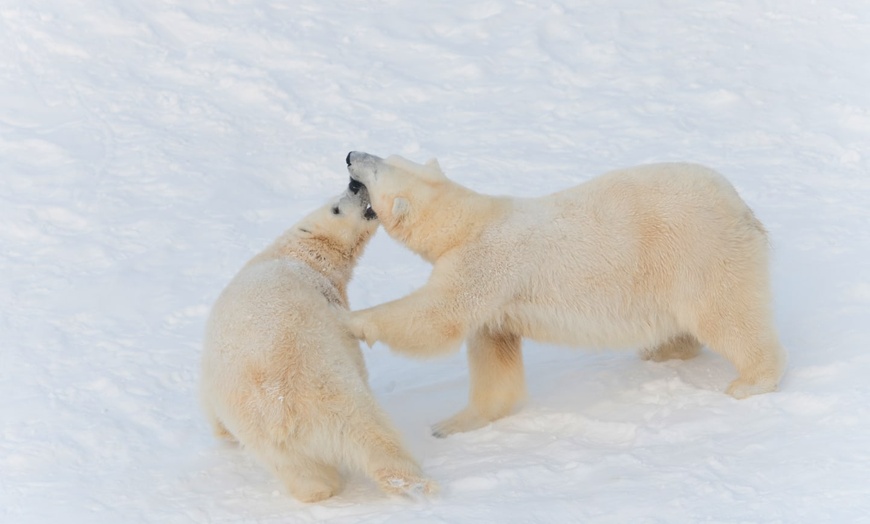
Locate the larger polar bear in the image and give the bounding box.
[200,187,434,501]
[345,151,786,437]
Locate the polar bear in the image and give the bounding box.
[345,151,786,437]
[200,187,435,502]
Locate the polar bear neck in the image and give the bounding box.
[390,187,510,263]
[287,239,356,299]
[249,234,361,304]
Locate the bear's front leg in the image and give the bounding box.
[432,326,526,437]
[348,309,380,348]
[348,288,470,358]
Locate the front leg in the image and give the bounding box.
[348,311,380,349]
[349,286,470,358]
[432,325,526,437]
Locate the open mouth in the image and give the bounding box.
[364,203,377,220]
[350,177,377,220]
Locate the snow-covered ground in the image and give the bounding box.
[2,1,869,522]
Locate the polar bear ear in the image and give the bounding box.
[391,197,410,218]
[424,158,446,180]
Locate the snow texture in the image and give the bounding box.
[2,1,869,523]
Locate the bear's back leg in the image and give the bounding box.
[202,397,238,443]
[275,455,344,503]
[691,286,786,398]
[242,430,345,503]
[338,399,437,496]
[640,333,702,362]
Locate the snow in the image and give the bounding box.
[2,0,869,522]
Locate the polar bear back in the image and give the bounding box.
[201,258,367,435]
[465,163,767,349]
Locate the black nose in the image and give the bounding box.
[348,178,363,194]
[345,152,352,166]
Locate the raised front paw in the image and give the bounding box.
[349,311,379,348]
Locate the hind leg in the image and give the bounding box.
[277,457,344,503]
[695,303,785,399]
[432,326,525,437]
[211,419,237,442]
[246,439,344,503]
[342,406,436,496]
[202,401,237,443]
[721,332,785,399]
[640,334,702,362]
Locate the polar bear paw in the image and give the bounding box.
[375,469,438,498]
[726,377,778,399]
[348,314,379,348]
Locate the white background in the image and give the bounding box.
[2,1,869,522]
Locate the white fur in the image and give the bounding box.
[346,152,787,437]
[200,189,435,501]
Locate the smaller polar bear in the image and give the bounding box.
[345,151,787,438]
[200,187,434,502]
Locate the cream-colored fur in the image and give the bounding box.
[346,152,787,437]
[200,189,434,501]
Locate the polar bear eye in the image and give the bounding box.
[331,206,340,215]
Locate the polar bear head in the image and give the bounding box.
[345,151,448,238]
[295,185,379,260]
